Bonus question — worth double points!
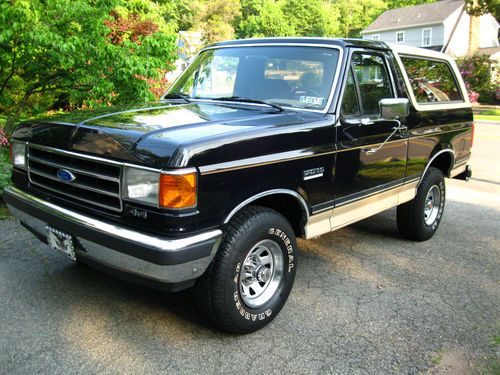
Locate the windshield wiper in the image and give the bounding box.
[163,92,191,103]
[212,96,284,112]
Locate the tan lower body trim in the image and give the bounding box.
[449,163,467,178]
[304,181,418,239]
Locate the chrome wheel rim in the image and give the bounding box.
[424,185,441,225]
[239,239,284,309]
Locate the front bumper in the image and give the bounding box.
[3,186,222,291]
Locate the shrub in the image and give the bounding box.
[457,55,498,104]
[0,129,11,198]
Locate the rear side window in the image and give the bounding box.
[400,56,462,103]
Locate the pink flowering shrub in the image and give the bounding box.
[468,91,480,103]
[0,130,11,194]
[0,128,8,147]
[457,55,497,104]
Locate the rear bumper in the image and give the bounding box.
[3,185,222,291]
[451,164,472,181]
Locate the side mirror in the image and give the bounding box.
[379,98,410,120]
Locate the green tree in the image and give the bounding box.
[0,0,177,135]
[282,0,340,37]
[186,0,241,45]
[237,0,294,38]
[335,0,387,37]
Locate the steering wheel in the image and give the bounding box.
[292,87,323,98]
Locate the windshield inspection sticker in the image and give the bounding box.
[299,96,324,106]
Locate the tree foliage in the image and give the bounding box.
[335,0,387,37]
[464,0,497,16]
[0,0,177,135]
[237,0,294,38]
[183,0,241,44]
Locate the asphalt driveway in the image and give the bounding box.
[0,122,499,374]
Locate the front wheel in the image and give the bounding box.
[195,206,297,333]
[397,167,446,241]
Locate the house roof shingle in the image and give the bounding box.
[362,0,464,33]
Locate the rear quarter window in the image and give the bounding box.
[400,56,463,103]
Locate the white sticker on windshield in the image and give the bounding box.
[299,96,324,106]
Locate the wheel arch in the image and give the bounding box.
[418,148,455,187]
[223,189,309,237]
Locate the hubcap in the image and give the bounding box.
[424,184,441,225]
[239,239,284,308]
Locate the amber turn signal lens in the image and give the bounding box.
[159,172,197,208]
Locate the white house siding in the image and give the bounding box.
[444,6,469,57]
[445,10,499,57]
[479,14,500,49]
[363,24,445,48]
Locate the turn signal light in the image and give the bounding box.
[159,172,197,209]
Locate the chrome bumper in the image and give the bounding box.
[3,186,222,287]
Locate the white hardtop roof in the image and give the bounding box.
[387,43,455,63]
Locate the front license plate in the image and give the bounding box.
[46,226,76,261]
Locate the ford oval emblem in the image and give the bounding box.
[56,169,76,183]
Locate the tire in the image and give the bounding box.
[195,206,297,333]
[397,167,446,241]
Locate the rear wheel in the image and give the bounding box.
[195,206,297,333]
[397,167,446,241]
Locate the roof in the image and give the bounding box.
[362,0,464,33]
[388,42,455,60]
[208,37,389,50]
[477,46,500,56]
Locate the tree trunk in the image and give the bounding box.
[468,11,480,55]
[4,91,32,137]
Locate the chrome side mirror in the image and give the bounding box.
[379,98,410,120]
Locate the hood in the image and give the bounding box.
[13,101,321,168]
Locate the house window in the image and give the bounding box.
[422,28,432,47]
[372,35,380,41]
[396,31,404,43]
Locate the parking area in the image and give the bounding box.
[0,121,498,375]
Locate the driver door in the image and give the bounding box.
[334,50,408,205]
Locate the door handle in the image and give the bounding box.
[360,118,374,126]
[363,121,406,155]
[392,124,408,132]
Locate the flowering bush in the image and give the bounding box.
[0,128,8,147]
[468,91,480,103]
[457,55,498,104]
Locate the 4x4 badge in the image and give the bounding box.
[303,167,325,181]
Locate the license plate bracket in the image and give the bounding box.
[46,226,76,261]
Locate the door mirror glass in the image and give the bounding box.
[379,98,409,119]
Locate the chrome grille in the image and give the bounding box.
[27,144,123,212]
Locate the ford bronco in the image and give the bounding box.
[3,38,473,333]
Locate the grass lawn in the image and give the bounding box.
[473,109,500,122]
[474,114,500,121]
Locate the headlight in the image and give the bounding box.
[122,166,160,206]
[122,166,197,209]
[10,141,27,169]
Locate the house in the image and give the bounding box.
[361,0,499,58]
[165,31,203,83]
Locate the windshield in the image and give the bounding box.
[166,46,340,111]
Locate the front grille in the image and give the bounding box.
[27,144,123,212]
